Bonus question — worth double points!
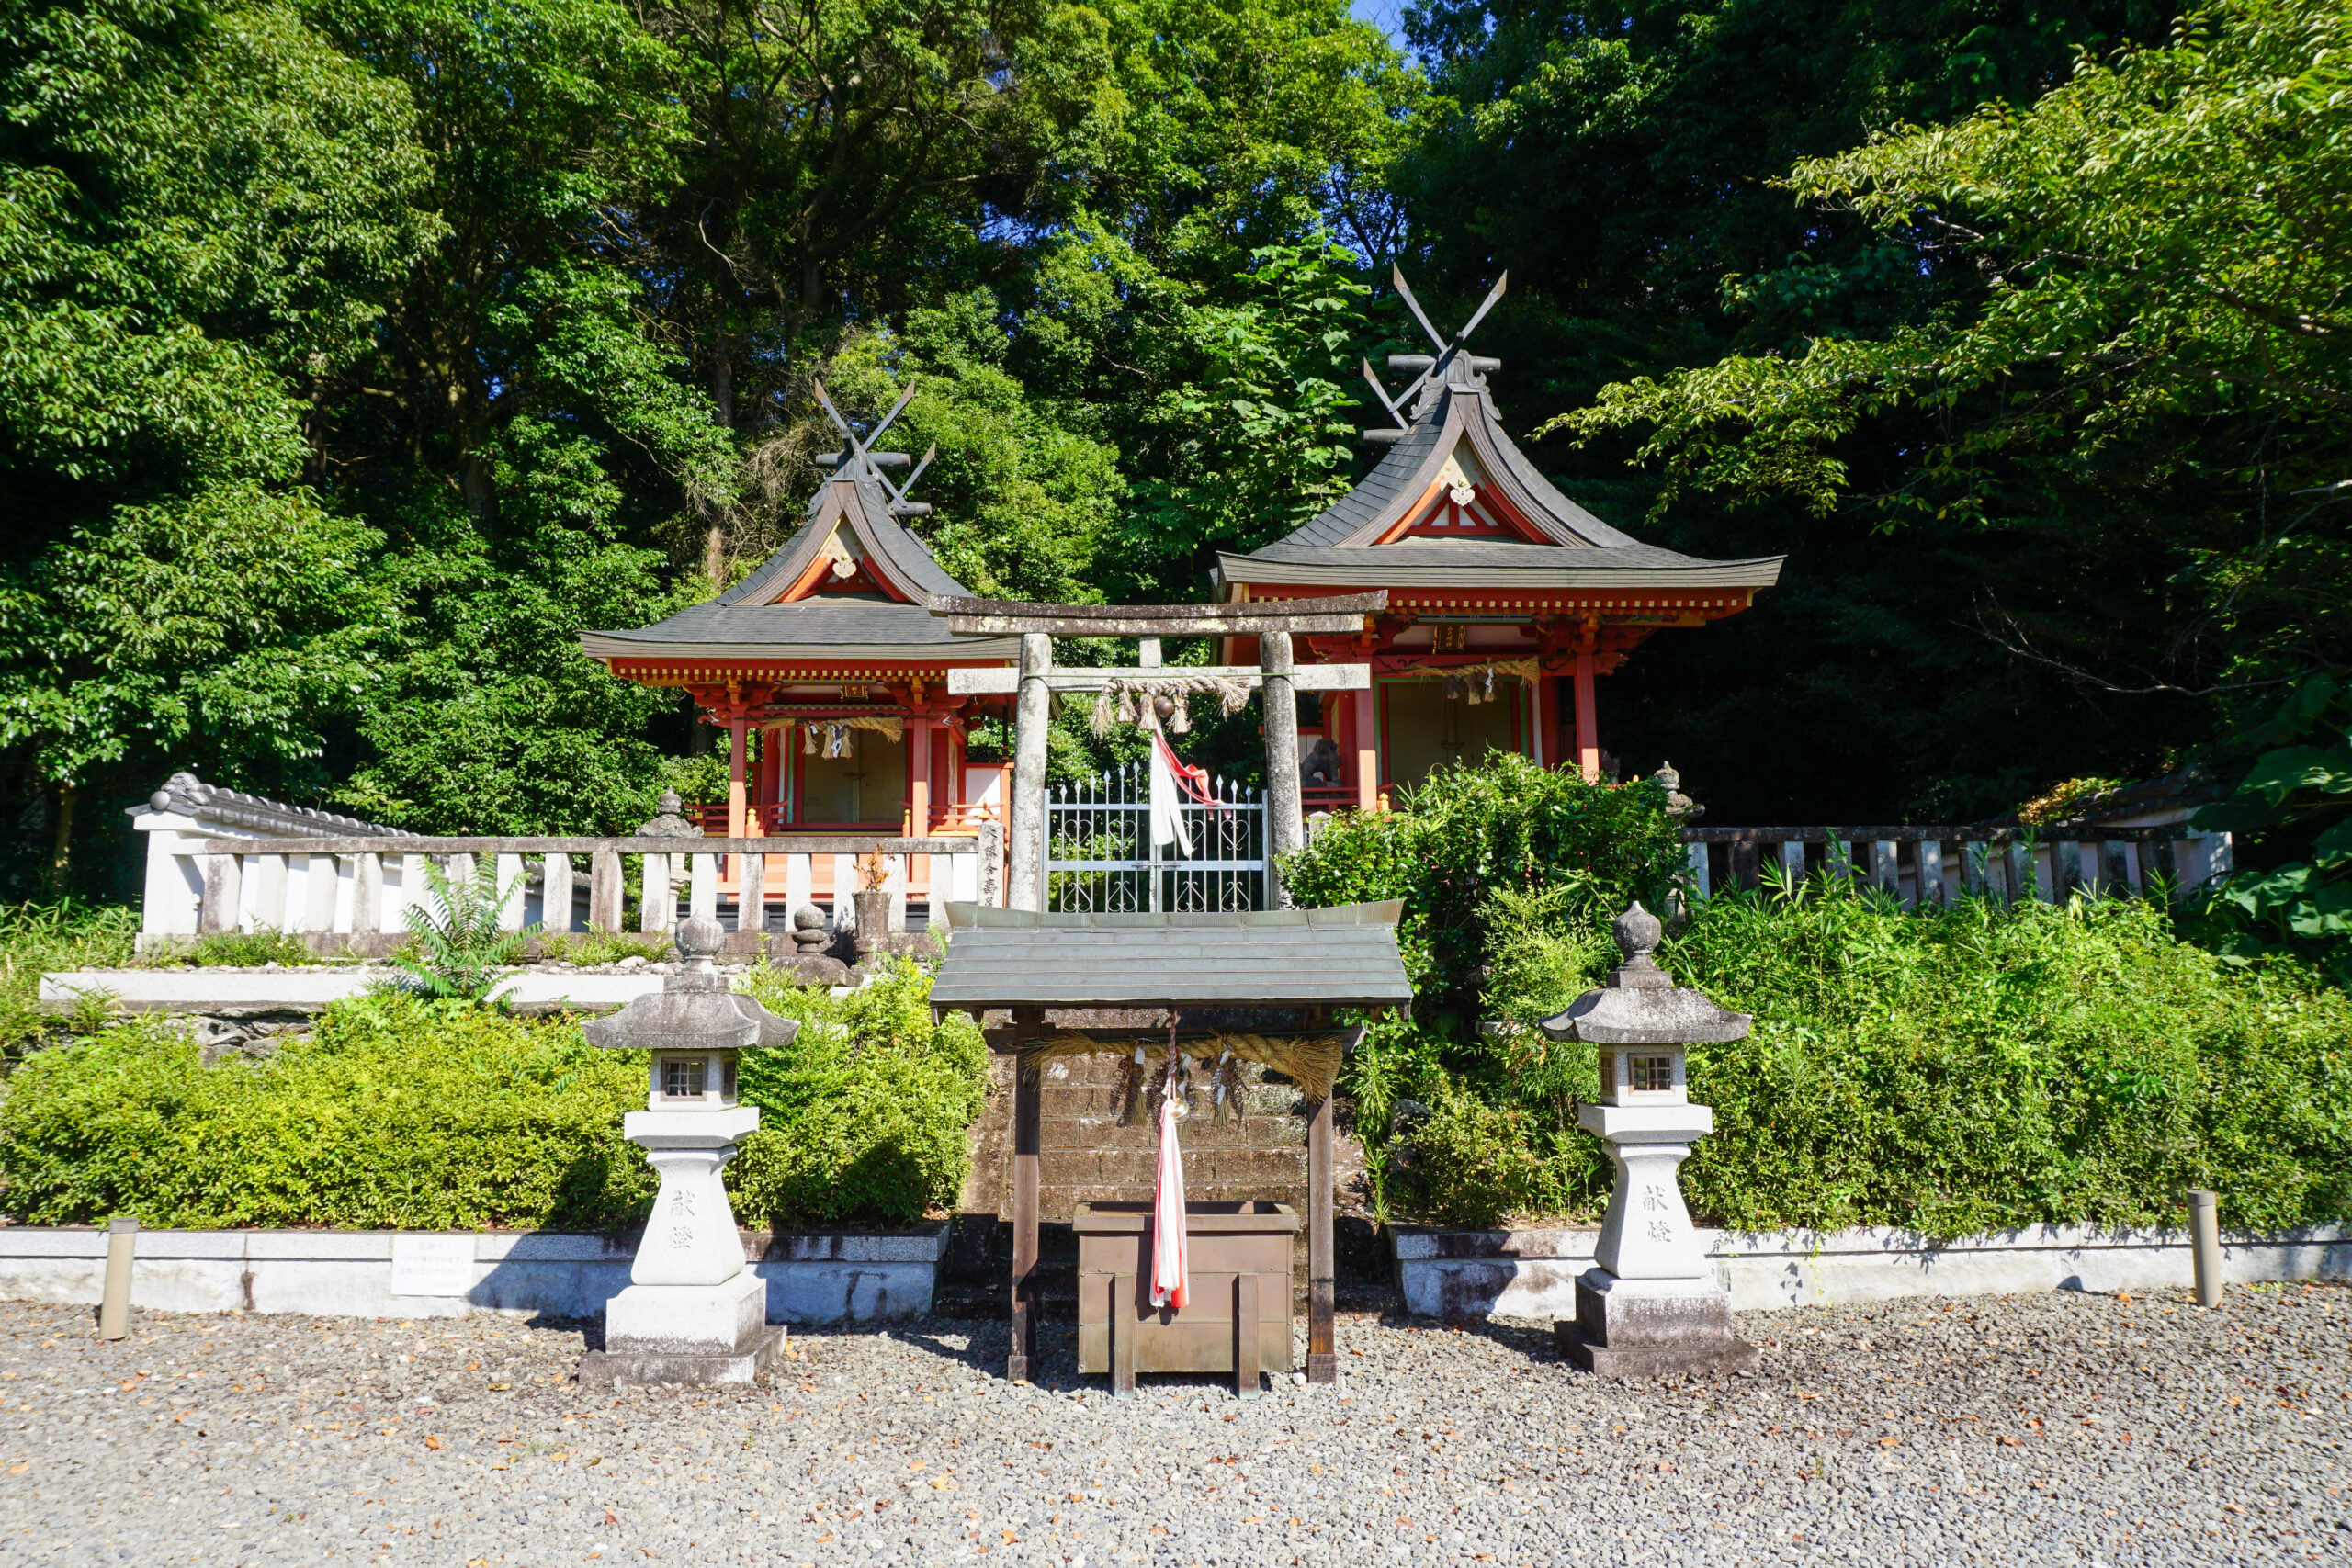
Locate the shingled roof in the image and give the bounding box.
[1218,349,1782,593]
[930,901,1412,1010]
[582,472,1017,664]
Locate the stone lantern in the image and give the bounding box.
[1540,901,1758,1377]
[578,915,797,1385]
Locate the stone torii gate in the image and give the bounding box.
[933,594,1388,908]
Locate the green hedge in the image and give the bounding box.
[1365,882,2352,1236]
[1280,752,1684,1005]
[0,958,991,1231]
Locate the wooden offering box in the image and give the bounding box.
[1075,1201,1300,1398]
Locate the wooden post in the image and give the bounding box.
[728,713,750,839]
[1536,672,1564,771]
[1008,632,1052,912]
[590,850,623,931]
[755,726,780,829]
[1306,1090,1336,1384]
[1261,630,1303,907]
[1008,1005,1044,1382]
[1235,1271,1261,1400]
[1351,685,1379,813]
[908,716,933,837]
[1574,649,1600,782]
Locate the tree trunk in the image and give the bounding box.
[48,781,75,896]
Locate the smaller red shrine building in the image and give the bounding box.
[580,443,1016,847]
[1216,285,1783,807]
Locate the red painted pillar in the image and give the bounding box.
[728,712,750,836]
[907,716,933,836]
[1352,684,1381,812]
[1574,652,1600,783]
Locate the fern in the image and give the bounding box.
[380,861,538,1009]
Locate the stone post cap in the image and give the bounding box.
[1538,900,1751,1046]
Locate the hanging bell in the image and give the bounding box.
[1443,674,1465,702]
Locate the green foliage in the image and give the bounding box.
[381,861,534,1006]
[2191,675,2352,982]
[187,929,317,968]
[0,994,654,1228]
[1281,752,1686,1004]
[729,958,992,1227]
[0,959,993,1229]
[540,928,670,966]
[1370,878,2352,1237]
[0,900,139,1053]
[1556,0,2352,706]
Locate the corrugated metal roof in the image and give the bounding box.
[930,901,1413,1010]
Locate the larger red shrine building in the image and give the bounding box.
[581,457,1017,842]
[1216,337,1783,810]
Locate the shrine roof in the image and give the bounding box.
[583,474,1018,664]
[1223,352,1782,594]
[930,901,1412,1010]
[1221,538,1783,591]
[580,596,1018,663]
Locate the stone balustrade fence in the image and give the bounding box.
[1681,823,2231,908]
[157,828,1004,954]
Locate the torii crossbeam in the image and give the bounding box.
[928,593,1388,911]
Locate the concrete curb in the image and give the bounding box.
[0,1224,949,1325]
[1391,1221,2352,1318]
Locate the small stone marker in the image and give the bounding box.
[1540,902,1759,1377]
[390,1235,476,1298]
[577,915,799,1386]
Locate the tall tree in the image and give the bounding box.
[0,0,429,892]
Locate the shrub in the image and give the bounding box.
[1371,875,2352,1236]
[1281,753,1684,1005]
[0,993,652,1229]
[0,957,997,1232]
[729,958,991,1226]
[0,901,140,1055]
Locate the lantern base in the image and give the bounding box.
[578,1326,785,1388]
[580,1272,786,1387]
[1555,1268,1758,1380]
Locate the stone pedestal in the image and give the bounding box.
[1555,1269,1758,1378]
[578,1106,784,1386]
[1553,1102,1756,1379]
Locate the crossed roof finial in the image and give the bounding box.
[811,378,936,515]
[1359,268,1508,442]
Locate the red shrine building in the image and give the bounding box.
[579,407,1017,852]
[1216,283,1783,809]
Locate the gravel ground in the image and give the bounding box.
[1,1282,2345,1566]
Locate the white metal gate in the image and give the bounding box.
[1046,761,1266,912]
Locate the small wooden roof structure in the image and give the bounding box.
[933,900,1408,1389]
[931,901,1410,1011]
